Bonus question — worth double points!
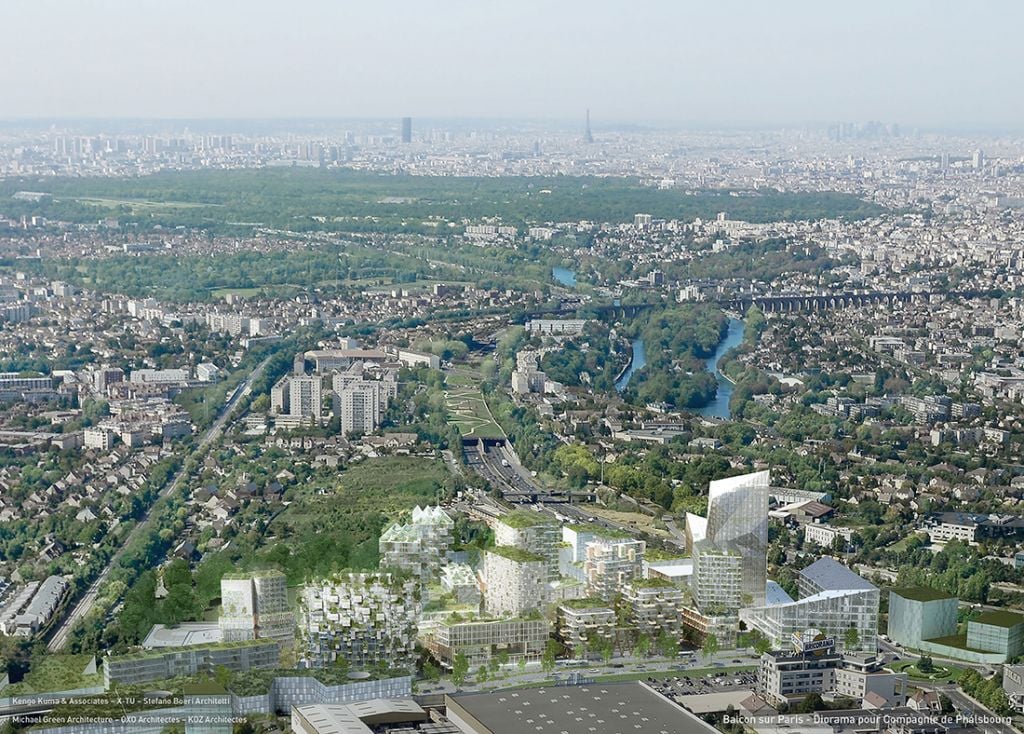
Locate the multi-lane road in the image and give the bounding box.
[47,356,272,653]
[462,440,561,500]
[463,438,672,543]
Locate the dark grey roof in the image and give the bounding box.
[447,682,713,734]
[799,557,876,592]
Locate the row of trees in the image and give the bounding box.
[891,539,1014,604]
[960,669,1014,716]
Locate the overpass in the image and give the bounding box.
[530,293,914,321]
[524,302,660,321]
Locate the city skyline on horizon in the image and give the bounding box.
[0,114,1019,138]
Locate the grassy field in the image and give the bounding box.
[886,532,928,553]
[444,385,505,439]
[208,286,267,298]
[365,278,473,294]
[66,195,218,210]
[582,506,672,539]
[282,456,449,519]
[250,456,452,581]
[445,372,480,388]
[209,284,305,299]
[4,654,102,694]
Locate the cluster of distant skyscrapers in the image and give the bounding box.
[398,110,593,144]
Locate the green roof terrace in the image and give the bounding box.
[890,586,956,603]
[485,545,545,563]
[500,510,557,529]
[972,610,1024,629]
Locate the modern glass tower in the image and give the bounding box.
[704,470,769,607]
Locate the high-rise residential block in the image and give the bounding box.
[378,505,454,580]
[482,547,547,618]
[494,511,560,580]
[288,375,323,423]
[299,573,420,671]
[583,538,645,601]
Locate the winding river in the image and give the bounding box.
[695,317,745,419]
[615,317,744,419]
[614,338,647,392]
[548,266,744,418]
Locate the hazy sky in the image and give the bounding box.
[3,0,1022,127]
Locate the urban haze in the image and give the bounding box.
[0,3,1023,734]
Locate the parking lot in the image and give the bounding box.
[647,668,758,699]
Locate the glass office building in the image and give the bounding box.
[705,470,770,606]
[742,558,879,652]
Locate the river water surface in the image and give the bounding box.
[696,317,745,419]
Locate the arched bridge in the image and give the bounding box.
[725,290,993,313]
[528,290,991,320]
[726,291,922,314]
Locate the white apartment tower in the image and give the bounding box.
[338,384,381,436]
[288,375,323,423]
[494,511,560,580]
[482,547,548,618]
[584,538,646,601]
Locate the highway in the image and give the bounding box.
[47,356,272,653]
[464,438,661,541]
[463,440,562,500]
[663,517,690,550]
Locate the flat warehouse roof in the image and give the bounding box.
[446,682,717,734]
[142,622,223,648]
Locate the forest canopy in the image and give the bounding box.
[0,169,884,235]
